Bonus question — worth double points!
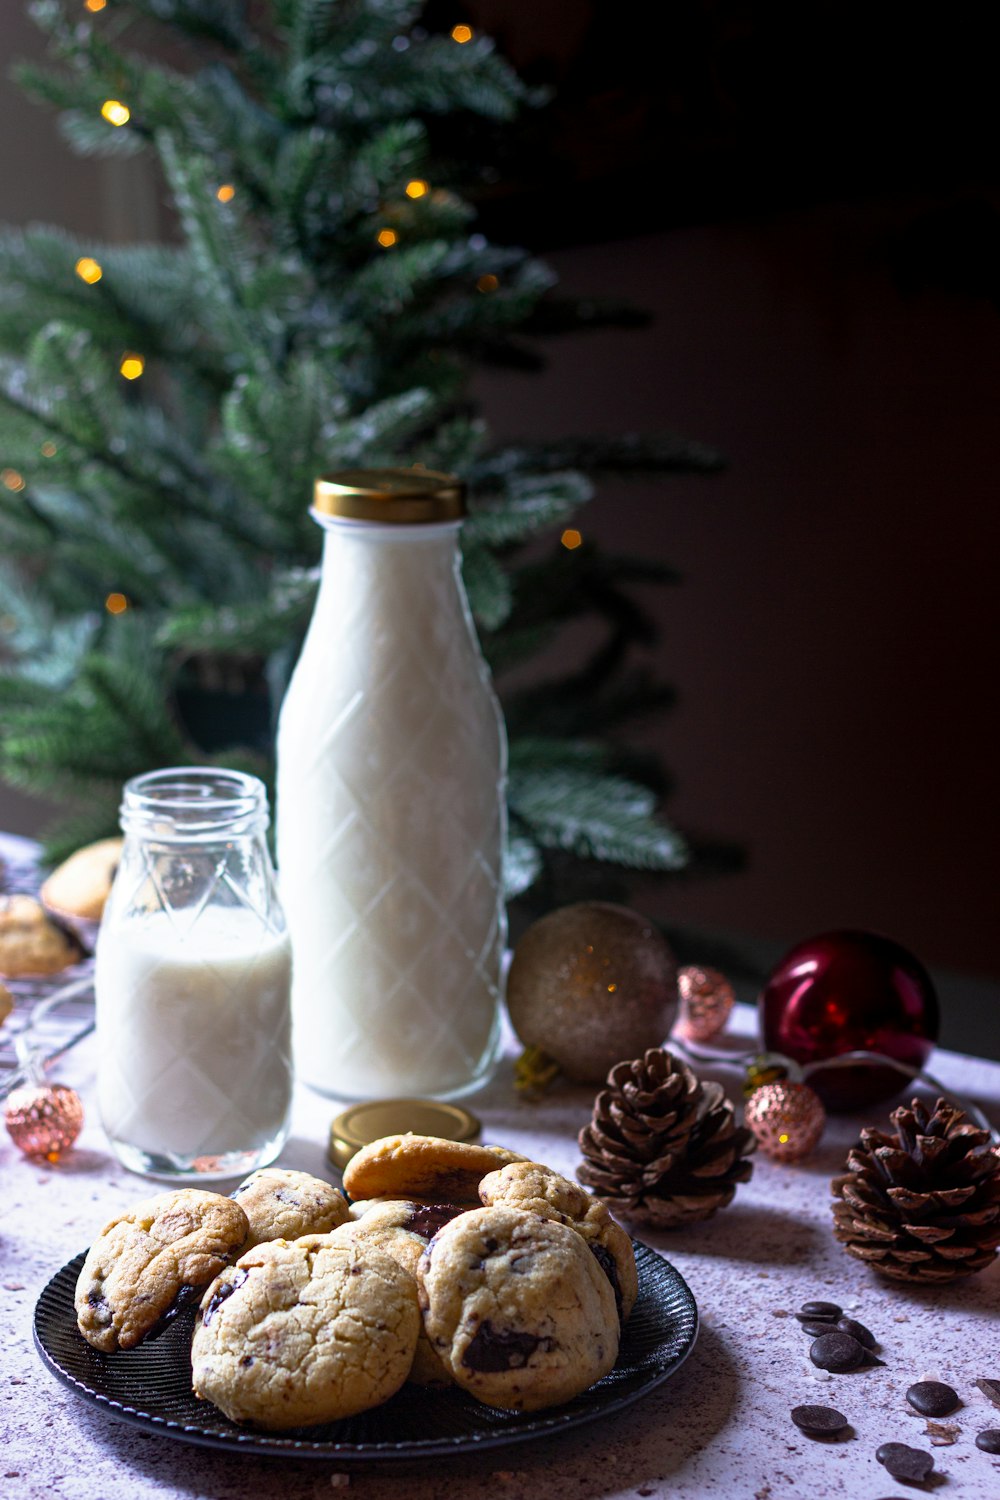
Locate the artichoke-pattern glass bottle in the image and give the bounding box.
[276,469,507,1100]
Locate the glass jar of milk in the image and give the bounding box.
[276,468,507,1101]
[96,767,293,1179]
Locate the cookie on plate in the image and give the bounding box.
[478,1161,638,1320]
[342,1133,526,1205]
[416,1205,619,1411]
[191,1235,420,1429]
[0,894,82,978]
[74,1188,249,1353]
[331,1200,464,1385]
[40,837,123,926]
[232,1168,351,1250]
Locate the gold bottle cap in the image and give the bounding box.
[327,1098,482,1171]
[313,467,466,523]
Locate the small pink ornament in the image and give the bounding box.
[4,1081,84,1160]
[676,965,735,1043]
[744,1080,826,1163]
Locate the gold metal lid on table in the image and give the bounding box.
[328,1098,481,1171]
[313,468,466,523]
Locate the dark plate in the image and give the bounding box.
[33,1241,697,1462]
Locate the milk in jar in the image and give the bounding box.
[95,768,293,1178]
[276,469,506,1100]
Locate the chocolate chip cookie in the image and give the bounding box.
[342,1133,527,1205]
[40,837,123,925]
[478,1161,638,1320]
[332,1200,464,1385]
[416,1205,619,1411]
[191,1235,420,1429]
[75,1188,249,1353]
[232,1168,351,1250]
[0,894,82,978]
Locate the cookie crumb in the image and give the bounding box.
[926,1421,961,1446]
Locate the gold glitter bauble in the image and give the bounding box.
[676,965,736,1042]
[4,1081,84,1160]
[506,902,677,1084]
[744,1080,826,1163]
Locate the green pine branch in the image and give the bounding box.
[0,0,730,897]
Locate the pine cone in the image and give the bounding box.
[577,1047,756,1227]
[831,1096,1000,1284]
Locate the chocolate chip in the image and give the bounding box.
[201,1269,247,1327]
[906,1380,959,1417]
[800,1319,842,1338]
[462,1320,552,1372]
[974,1378,1000,1409]
[810,1331,866,1372]
[790,1404,849,1437]
[975,1429,1000,1453]
[590,1243,624,1322]
[876,1442,934,1483]
[800,1300,842,1319]
[838,1316,877,1350]
[404,1203,462,1240]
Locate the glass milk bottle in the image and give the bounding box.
[276,468,507,1100]
[95,768,293,1179]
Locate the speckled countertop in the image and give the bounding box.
[2,999,999,1500]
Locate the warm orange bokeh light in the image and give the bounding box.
[101,99,130,126]
[561,529,583,550]
[1,468,26,492]
[119,353,145,380]
[405,179,429,199]
[451,25,473,43]
[75,256,103,284]
[216,183,236,203]
[476,273,499,293]
[105,593,129,615]
[377,228,398,248]
[84,0,108,12]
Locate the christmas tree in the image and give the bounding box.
[0,0,722,903]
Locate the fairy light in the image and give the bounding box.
[451,24,473,43]
[105,593,129,615]
[216,183,235,203]
[101,99,130,126]
[119,353,145,380]
[40,442,58,458]
[476,273,499,293]
[1,468,26,492]
[75,256,103,284]
[376,228,398,248]
[405,179,429,199]
[84,0,107,11]
[561,528,583,550]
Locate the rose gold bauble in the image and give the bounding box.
[4,1082,84,1159]
[744,1080,826,1163]
[506,902,677,1084]
[676,965,736,1042]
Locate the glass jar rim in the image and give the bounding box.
[120,767,269,839]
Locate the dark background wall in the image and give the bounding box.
[1,3,998,1048]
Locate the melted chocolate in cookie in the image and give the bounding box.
[462,1320,555,1372]
[201,1269,248,1327]
[405,1203,462,1240]
[590,1242,623,1322]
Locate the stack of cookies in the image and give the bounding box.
[73,1135,637,1430]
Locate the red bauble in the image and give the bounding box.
[758,930,939,1111]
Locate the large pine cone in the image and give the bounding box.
[831,1096,1000,1283]
[577,1047,756,1227]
